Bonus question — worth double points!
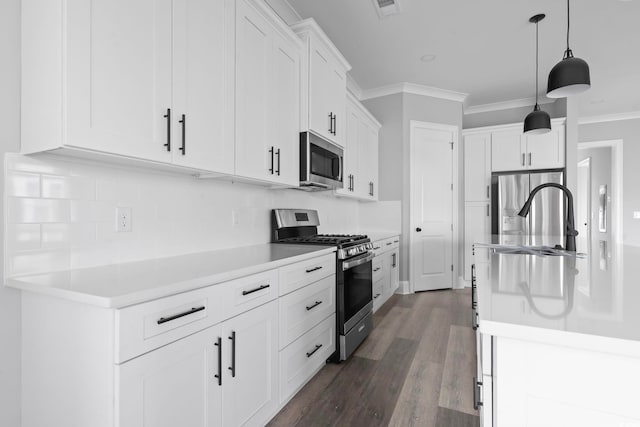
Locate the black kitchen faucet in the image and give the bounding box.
[518,182,579,252]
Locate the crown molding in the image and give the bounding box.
[464,96,556,115]
[578,110,640,125]
[291,18,352,72]
[360,82,468,103]
[346,74,363,100]
[263,0,302,25]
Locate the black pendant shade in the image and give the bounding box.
[546,50,591,98]
[546,0,591,98]
[524,105,551,134]
[524,14,551,135]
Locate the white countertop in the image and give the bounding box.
[6,244,336,309]
[474,239,640,354]
[364,230,401,242]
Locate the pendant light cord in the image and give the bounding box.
[535,20,539,107]
[567,0,570,50]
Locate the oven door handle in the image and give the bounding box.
[342,252,374,271]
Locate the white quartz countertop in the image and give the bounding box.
[364,230,401,242]
[6,244,336,309]
[474,239,640,354]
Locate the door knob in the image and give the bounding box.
[416,227,422,232]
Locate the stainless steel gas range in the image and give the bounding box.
[272,209,373,361]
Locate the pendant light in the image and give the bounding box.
[547,0,591,98]
[524,14,551,135]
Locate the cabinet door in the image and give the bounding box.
[328,67,346,147]
[491,130,525,172]
[117,324,222,427]
[464,202,490,281]
[222,300,279,427]
[66,0,172,162]
[354,117,371,198]
[235,0,273,182]
[526,125,565,170]
[171,0,234,173]
[269,31,301,186]
[335,101,360,197]
[364,122,379,200]
[390,250,399,292]
[308,43,332,142]
[464,133,491,202]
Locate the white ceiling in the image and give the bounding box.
[285,0,640,117]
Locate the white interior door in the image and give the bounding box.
[410,122,455,292]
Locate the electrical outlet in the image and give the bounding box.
[634,211,640,220]
[116,207,132,232]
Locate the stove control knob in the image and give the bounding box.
[348,248,355,256]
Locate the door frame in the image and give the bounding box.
[577,139,624,244]
[409,120,460,292]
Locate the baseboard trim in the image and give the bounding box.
[395,281,412,295]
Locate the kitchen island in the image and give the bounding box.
[473,240,640,427]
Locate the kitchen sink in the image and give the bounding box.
[476,243,585,258]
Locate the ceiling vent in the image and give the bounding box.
[373,0,402,18]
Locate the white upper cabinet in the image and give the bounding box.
[336,93,380,201]
[292,19,351,148]
[491,119,566,172]
[22,0,234,173]
[464,132,492,202]
[234,0,301,186]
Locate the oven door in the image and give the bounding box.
[339,252,374,334]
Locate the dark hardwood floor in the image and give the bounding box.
[268,289,479,427]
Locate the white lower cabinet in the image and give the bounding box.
[21,251,337,427]
[222,301,279,427]
[117,324,223,427]
[370,236,400,312]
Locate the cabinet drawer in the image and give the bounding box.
[372,277,384,303]
[225,269,279,320]
[279,253,335,296]
[279,314,335,404]
[372,236,399,257]
[279,275,336,349]
[372,257,385,283]
[115,283,229,363]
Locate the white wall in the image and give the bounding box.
[0,0,22,425]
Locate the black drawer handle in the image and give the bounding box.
[386,242,393,246]
[305,266,323,273]
[214,337,222,386]
[373,267,381,272]
[373,293,381,299]
[306,300,323,311]
[157,306,205,324]
[373,246,381,250]
[242,284,270,296]
[393,240,399,243]
[306,344,323,358]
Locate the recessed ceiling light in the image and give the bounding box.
[420,54,436,62]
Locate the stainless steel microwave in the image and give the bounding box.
[299,131,343,191]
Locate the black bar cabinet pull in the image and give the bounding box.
[228,331,236,378]
[328,112,333,133]
[214,337,222,386]
[473,377,483,410]
[157,306,205,324]
[306,344,323,358]
[386,242,392,246]
[306,300,323,311]
[275,148,281,176]
[163,108,171,151]
[305,266,323,273]
[242,284,270,296]
[374,293,381,299]
[373,267,381,272]
[269,147,274,174]
[331,114,336,135]
[178,114,186,155]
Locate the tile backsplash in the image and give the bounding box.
[4,153,368,277]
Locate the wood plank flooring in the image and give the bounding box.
[268,289,479,427]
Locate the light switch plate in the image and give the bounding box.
[633,211,640,219]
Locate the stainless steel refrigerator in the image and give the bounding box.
[491,169,565,247]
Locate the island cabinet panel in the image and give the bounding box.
[495,336,640,427]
